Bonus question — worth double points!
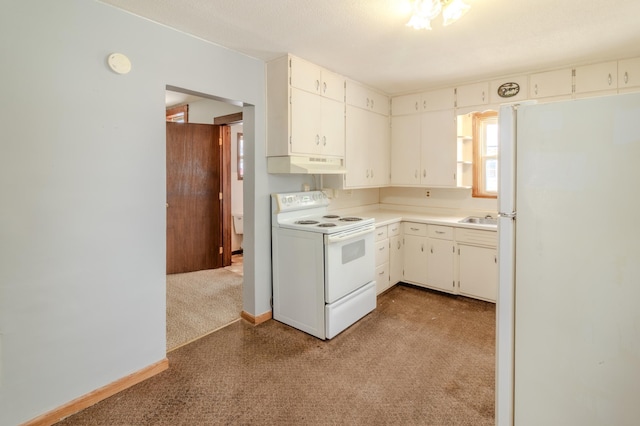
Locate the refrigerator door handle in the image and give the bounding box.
[498,212,516,219]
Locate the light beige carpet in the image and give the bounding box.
[166,268,243,351]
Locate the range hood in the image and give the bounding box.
[267,156,346,174]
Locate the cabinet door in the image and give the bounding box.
[575,61,617,97]
[426,238,455,292]
[390,235,403,286]
[458,244,497,302]
[290,87,322,155]
[421,88,455,112]
[321,69,345,102]
[369,111,390,186]
[392,93,421,116]
[456,82,489,108]
[290,56,322,94]
[320,97,345,157]
[391,115,421,185]
[344,105,370,187]
[346,81,389,115]
[618,57,640,93]
[421,109,457,187]
[529,68,573,100]
[403,234,428,284]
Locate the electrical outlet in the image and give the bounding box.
[426,190,431,198]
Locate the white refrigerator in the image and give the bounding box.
[496,93,640,426]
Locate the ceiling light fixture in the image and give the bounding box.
[406,0,471,30]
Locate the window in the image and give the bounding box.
[472,111,498,198]
[166,104,188,122]
[237,132,244,180]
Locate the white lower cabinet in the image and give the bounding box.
[389,234,403,286]
[426,226,455,294]
[374,223,401,295]
[455,228,498,302]
[393,221,497,303]
[402,222,428,284]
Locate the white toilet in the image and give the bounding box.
[233,213,243,250]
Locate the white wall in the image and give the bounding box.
[380,187,498,216]
[0,1,306,424]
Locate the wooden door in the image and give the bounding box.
[166,122,222,274]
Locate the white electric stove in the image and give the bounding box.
[271,191,376,339]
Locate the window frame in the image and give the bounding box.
[472,111,499,199]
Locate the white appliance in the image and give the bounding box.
[496,93,640,425]
[271,190,376,339]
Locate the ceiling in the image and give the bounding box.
[101,0,640,95]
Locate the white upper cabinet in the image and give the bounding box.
[420,109,457,187]
[346,80,389,115]
[391,93,421,116]
[618,57,640,93]
[456,82,489,108]
[489,75,529,105]
[574,61,618,98]
[421,88,455,112]
[529,68,573,101]
[266,54,345,159]
[391,114,421,185]
[290,55,344,102]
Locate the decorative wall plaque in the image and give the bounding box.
[497,82,520,98]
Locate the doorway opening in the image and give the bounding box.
[165,87,245,351]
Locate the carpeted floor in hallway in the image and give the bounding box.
[57,284,495,425]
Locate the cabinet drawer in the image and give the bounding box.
[376,263,390,293]
[375,226,388,241]
[388,222,401,237]
[428,225,453,240]
[455,228,497,247]
[375,240,389,266]
[403,222,427,236]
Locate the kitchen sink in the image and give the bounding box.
[459,216,498,226]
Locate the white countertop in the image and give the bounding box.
[350,208,498,231]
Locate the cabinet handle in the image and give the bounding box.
[371,99,374,109]
[414,170,418,179]
[534,83,538,95]
[482,91,485,102]
[423,100,427,109]
[379,246,385,251]
[366,97,370,107]
[323,81,327,93]
[379,270,385,276]
[608,73,612,86]
[436,230,445,234]
[625,71,629,84]
[495,255,497,263]
[410,227,420,231]
[423,169,426,178]
[316,79,320,91]
[397,241,401,249]
[366,169,370,178]
[415,101,419,111]
[421,244,424,252]
[430,246,433,254]
[316,134,320,145]
[322,136,327,146]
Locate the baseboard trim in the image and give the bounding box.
[23,357,169,426]
[241,310,272,325]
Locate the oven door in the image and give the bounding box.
[324,224,375,304]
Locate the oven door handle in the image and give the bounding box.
[325,224,375,244]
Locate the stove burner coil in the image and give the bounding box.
[323,215,340,219]
[339,217,362,222]
[295,220,320,225]
[318,223,337,227]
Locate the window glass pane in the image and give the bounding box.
[485,123,498,156]
[485,159,498,192]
